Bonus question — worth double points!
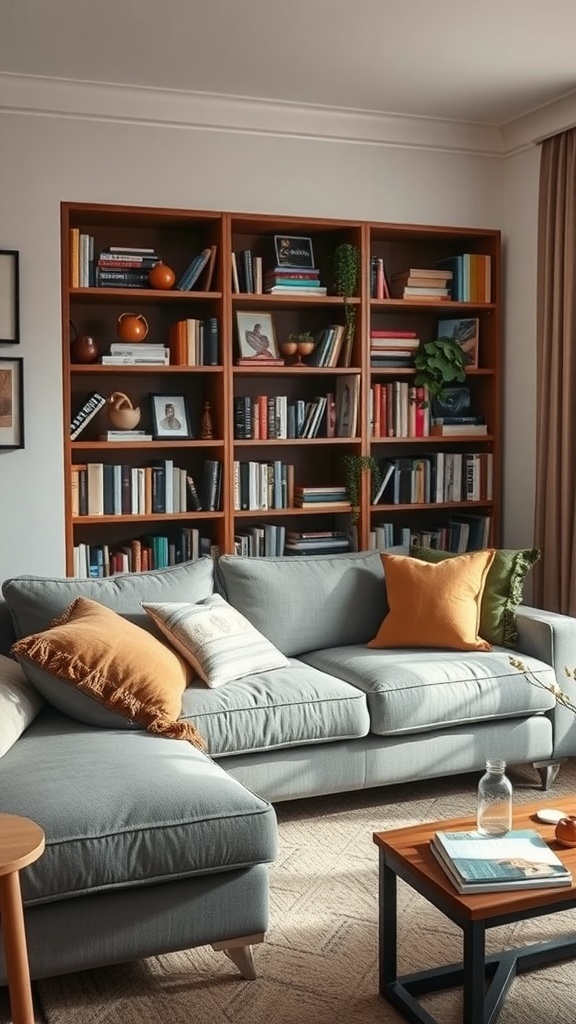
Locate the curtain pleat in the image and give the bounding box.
[534,130,576,613]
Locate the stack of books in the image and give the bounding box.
[101,343,169,365]
[95,246,160,289]
[285,530,351,556]
[370,330,420,367]
[431,828,571,893]
[389,267,453,301]
[293,485,349,509]
[264,234,326,295]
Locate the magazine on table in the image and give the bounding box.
[431,829,572,894]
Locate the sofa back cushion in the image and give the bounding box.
[216,550,388,657]
[2,557,215,639]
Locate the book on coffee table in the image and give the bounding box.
[431,828,572,893]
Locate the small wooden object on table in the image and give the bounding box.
[0,813,45,1024]
[373,795,576,1024]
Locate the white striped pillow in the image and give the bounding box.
[142,595,289,687]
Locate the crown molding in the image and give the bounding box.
[500,88,576,156]
[0,72,505,156]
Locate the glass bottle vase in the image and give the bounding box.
[476,758,513,837]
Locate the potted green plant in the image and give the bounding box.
[413,336,467,407]
[341,454,381,523]
[332,243,360,349]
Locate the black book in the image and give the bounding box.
[202,460,221,511]
[186,473,202,511]
[102,464,115,516]
[202,317,219,365]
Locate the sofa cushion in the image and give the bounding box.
[216,550,388,657]
[143,595,289,687]
[178,660,370,755]
[299,646,557,736]
[11,598,205,749]
[369,550,495,651]
[2,557,215,639]
[410,545,541,648]
[0,711,277,906]
[0,654,44,758]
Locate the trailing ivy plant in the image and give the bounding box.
[413,336,467,407]
[341,454,382,523]
[332,243,360,346]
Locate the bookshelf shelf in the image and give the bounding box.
[61,202,501,573]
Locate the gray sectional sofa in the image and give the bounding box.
[1,548,576,987]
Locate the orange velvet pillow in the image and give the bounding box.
[368,550,496,651]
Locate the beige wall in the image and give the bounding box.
[0,81,569,580]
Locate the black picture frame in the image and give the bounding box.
[0,356,24,449]
[0,251,20,344]
[273,235,315,269]
[150,394,193,440]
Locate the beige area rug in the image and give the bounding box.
[4,762,576,1024]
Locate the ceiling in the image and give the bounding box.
[2,0,576,127]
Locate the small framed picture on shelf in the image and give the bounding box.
[273,235,315,269]
[0,356,24,449]
[0,250,20,344]
[437,317,479,369]
[236,311,281,361]
[150,394,193,440]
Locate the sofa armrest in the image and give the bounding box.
[516,605,576,758]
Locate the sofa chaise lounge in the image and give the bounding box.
[1,548,575,986]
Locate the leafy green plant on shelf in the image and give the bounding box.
[341,454,382,523]
[332,243,360,349]
[413,336,467,407]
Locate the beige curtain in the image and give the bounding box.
[534,129,576,613]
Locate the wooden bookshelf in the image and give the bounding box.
[61,203,500,574]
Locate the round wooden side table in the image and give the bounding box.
[0,813,45,1024]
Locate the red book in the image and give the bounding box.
[370,330,417,338]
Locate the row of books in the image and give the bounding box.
[370,382,430,438]
[71,460,222,517]
[369,514,492,553]
[436,254,492,302]
[233,460,294,511]
[167,317,219,366]
[306,325,348,367]
[373,451,493,507]
[233,377,358,439]
[176,246,217,291]
[73,531,219,578]
[234,524,286,558]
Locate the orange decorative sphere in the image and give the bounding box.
[555,816,576,847]
[148,262,176,290]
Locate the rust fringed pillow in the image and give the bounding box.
[11,597,205,749]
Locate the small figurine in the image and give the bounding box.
[200,400,214,440]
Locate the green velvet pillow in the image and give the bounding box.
[409,546,540,648]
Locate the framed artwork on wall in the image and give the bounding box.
[0,357,24,448]
[0,251,20,344]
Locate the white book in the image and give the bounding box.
[100,356,169,365]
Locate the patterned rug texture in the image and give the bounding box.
[4,761,576,1024]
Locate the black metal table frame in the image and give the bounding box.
[379,850,576,1024]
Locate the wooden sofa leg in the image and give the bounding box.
[533,759,566,790]
[211,932,265,980]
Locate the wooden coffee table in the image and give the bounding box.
[373,796,576,1024]
[0,813,45,1024]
